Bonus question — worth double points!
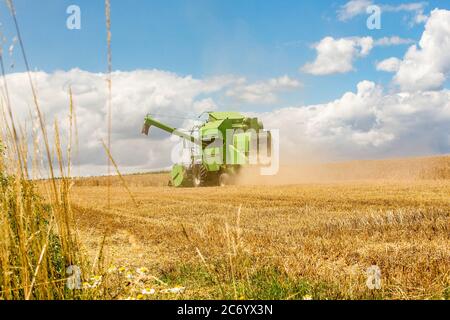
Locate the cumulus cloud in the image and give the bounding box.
[301,36,374,75]
[2,69,449,174]
[262,81,450,162]
[2,69,239,176]
[393,9,450,91]
[1,70,301,175]
[225,75,301,104]
[301,35,415,76]
[376,57,402,72]
[338,0,373,21]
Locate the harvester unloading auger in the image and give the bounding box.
[142,112,272,187]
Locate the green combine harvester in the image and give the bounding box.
[142,112,271,187]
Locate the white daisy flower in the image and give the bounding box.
[142,288,156,295]
[136,267,149,276]
[162,286,185,294]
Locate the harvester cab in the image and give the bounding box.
[142,111,272,187]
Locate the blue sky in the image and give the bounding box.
[1,0,448,109]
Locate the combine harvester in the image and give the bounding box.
[142,112,272,187]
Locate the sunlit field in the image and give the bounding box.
[64,157,450,300]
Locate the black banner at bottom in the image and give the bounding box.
[0,300,444,318]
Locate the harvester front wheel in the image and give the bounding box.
[193,174,202,188]
[192,165,206,188]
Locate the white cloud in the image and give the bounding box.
[1,70,301,175]
[374,36,415,46]
[225,75,301,104]
[2,69,448,174]
[376,57,401,72]
[1,69,239,176]
[301,36,374,75]
[301,35,415,76]
[338,0,373,21]
[338,1,428,25]
[382,2,428,25]
[262,81,450,162]
[192,98,217,113]
[393,9,450,91]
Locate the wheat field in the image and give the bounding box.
[65,156,450,300]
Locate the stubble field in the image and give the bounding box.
[67,157,450,300]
